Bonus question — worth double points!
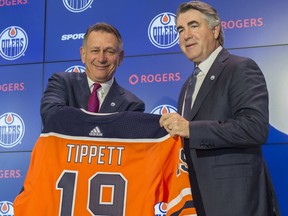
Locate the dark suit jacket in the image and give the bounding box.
[178,49,278,216]
[41,72,145,126]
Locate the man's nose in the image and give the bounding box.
[97,51,107,62]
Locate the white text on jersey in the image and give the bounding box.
[66,144,125,165]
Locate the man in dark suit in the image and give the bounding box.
[160,1,279,216]
[41,22,145,125]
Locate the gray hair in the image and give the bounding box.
[176,1,224,46]
[82,22,123,51]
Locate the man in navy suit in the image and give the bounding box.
[160,1,279,216]
[41,22,145,125]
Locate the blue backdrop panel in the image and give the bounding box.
[1,0,287,214]
[263,144,288,216]
[0,64,43,152]
[45,0,187,62]
[43,61,85,88]
[0,152,30,205]
[44,0,288,62]
[211,0,288,49]
[115,53,193,113]
[0,1,45,65]
[43,54,192,114]
[229,46,288,144]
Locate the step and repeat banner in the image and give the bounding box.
[1,0,288,215]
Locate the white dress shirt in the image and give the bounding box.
[87,76,114,109]
[192,46,223,107]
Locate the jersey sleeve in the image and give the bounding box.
[163,136,197,216]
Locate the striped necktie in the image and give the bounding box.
[183,67,201,119]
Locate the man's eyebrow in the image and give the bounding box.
[90,46,116,50]
[176,25,183,31]
[187,20,199,26]
[176,20,199,31]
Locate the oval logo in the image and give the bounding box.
[0,26,28,60]
[63,0,94,13]
[150,104,177,115]
[148,12,178,49]
[65,65,86,73]
[0,201,14,215]
[0,112,25,148]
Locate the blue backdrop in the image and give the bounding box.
[1,0,287,215]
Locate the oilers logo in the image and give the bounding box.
[65,65,86,73]
[154,202,167,216]
[63,0,94,13]
[0,201,14,215]
[0,26,28,60]
[151,104,177,115]
[148,12,178,49]
[0,113,25,148]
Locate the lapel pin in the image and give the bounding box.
[210,75,215,80]
[111,102,116,107]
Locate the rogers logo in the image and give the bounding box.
[0,169,21,179]
[0,0,28,7]
[222,17,263,30]
[129,72,181,85]
[0,82,25,92]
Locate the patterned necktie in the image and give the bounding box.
[183,67,201,119]
[87,83,101,112]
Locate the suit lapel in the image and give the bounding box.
[189,49,230,119]
[74,72,90,109]
[99,79,124,112]
[178,78,190,115]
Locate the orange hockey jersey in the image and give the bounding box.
[14,107,197,216]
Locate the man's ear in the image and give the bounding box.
[80,46,85,64]
[118,50,124,66]
[213,25,220,40]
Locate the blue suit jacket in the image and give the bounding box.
[41,72,145,125]
[178,49,278,216]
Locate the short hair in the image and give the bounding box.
[176,1,224,46]
[82,22,123,50]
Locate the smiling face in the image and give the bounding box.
[80,31,124,83]
[176,9,220,64]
